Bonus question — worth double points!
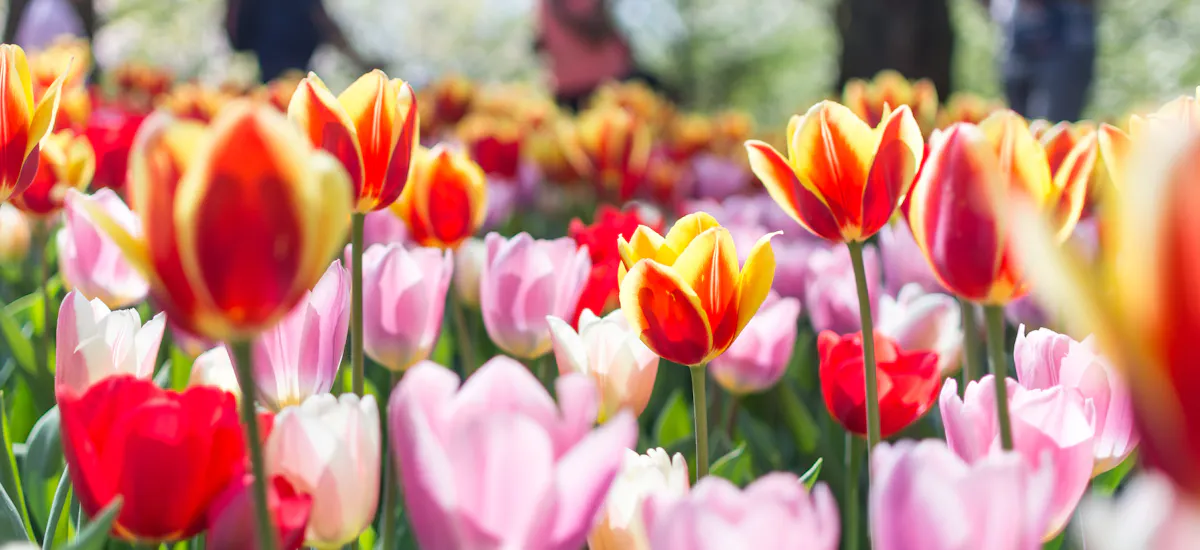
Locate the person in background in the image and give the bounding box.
[4,0,94,53]
[987,0,1096,121]
[536,0,638,111]
[225,0,379,82]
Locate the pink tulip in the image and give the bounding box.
[771,236,821,300]
[642,472,839,550]
[55,290,165,396]
[870,439,1054,550]
[361,243,453,371]
[480,232,591,359]
[1081,473,1200,550]
[547,309,659,422]
[710,291,801,394]
[877,283,963,375]
[1015,326,1139,474]
[804,244,881,335]
[388,357,637,550]
[940,376,1095,539]
[252,261,350,410]
[362,210,410,248]
[877,221,942,296]
[0,203,30,263]
[189,346,240,398]
[58,189,148,308]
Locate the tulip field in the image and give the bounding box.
[0,35,1197,550]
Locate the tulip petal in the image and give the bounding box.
[617,226,669,270]
[861,105,923,238]
[550,411,637,548]
[1049,132,1097,240]
[671,227,741,353]
[731,232,779,351]
[978,110,1053,204]
[790,101,877,235]
[0,46,33,199]
[745,140,842,241]
[619,260,713,366]
[27,58,71,157]
[287,73,364,202]
[380,82,419,209]
[1096,123,1130,190]
[662,212,720,258]
[338,71,399,211]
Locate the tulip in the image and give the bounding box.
[819,330,940,438]
[936,92,1005,129]
[288,70,419,212]
[842,69,939,133]
[388,357,638,550]
[906,112,1094,304]
[870,439,1055,550]
[427,73,474,130]
[878,221,942,296]
[78,102,353,340]
[266,393,381,548]
[59,375,246,542]
[576,105,651,201]
[589,448,690,550]
[361,243,452,371]
[189,346,241,397]
[1096,123,1130,190]
[85,104,146,190]
[0,44,69,202]
[206,474,313,550]
[253,261,350,409]
[54,290,165,395]
[10,129,94,215]
[481,232,590,359]
[744,100,924,243]
[362,209,410,248]
[803,243,881,336]
[569,206,663,324]
[1080,473,1200,550]
[453,236,485,307]
[940,377,1094,538]
[710,292,801,395]
[392,145,488,249]
[877,283,963,375]
[617,212,777,366]
[458,114,522,179]
[642,473,840,550]
[156,83,229,123]
[57,189,149,308]
[1014,327,1139,474]
[0,203,31,263]
[547,309,659,422]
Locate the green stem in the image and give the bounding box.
[42,468,69,549]
[724,394,739,441]
[843,434,863,550]
[958,298,982,383]
[35,225,51,381]
[846,241,881,449]
[450,291,477,377]
[380,371,401,550]
[983,305,1015,451]
[351,213,366,396]
[230,340,277,550]
[690,365,709,479]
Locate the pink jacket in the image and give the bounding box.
[538,0,632,97]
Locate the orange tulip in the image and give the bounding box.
[526,116,589,185]
[156,83,230,123]
[577,105,651,201]
[10,130,94,215]
[745,100,924,243]
[842,70,939,134]
[906,110,1094,305]
[80,101,353,341]
[288,70,419,212]
[616,212,777,366]
[0,44,69,203]
[392,145,487,249]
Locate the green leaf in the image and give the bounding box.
[1041,530,1065,550]
[1092,452,1137,496]
[170,346,196,391]
[799,458,823,490]
[21,408,62,536]
[42,468,70,547]
[7,376,38,443]
[358,526,377,549]
[0,305,34,375]
[62,497,122,550]
[0,473,28,542]
[0,393,32,538]
[654,390,692,449]
[709,442,754,486]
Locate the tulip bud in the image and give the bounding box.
[547,310,660,422]
[0,204,31,263]
[362,243,453,371]
[10,129,94,215]
[54,291,165,396]
[392,145,488,249]
[0,44,70,203]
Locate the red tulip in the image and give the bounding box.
[206,474,313,550]
[819,331,941,438]
[85,104,146,190]
[59,375,247,542]
[568,206,663,325]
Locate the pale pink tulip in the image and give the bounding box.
[252,261,349,410]
[454,237,486,307]
[589,448,689,550]
[361,243,452,371]
[0,203,30,264]
[388,357,637,550]
[804,244,881,335]
[266,393,381,548]
[710,291,801,394]
[1081,473,1200,550]
[480,232,591,359]
[877,283,963,375]
[57,189,148,308]
[642,472,839,550]
[547,309,659,422]
[1015,326,1139,474]
[878,221,942,296]
[362,210,410,248]
[871,440,1054,550]
[188,346,240,397]
[941,376,1095,539]
[54,290,164,396]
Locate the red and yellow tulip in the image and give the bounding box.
[392,145,487,250]
[842,70,939,134]
[617,212,777,366]
[458,114,522,180]
[937,92,1004,129]
[29,37,90,130]
[288,70,419,212]
[576,105,651,201]
[745,100,924,243]
[10,130,94,215]
[81,101,353,341]
[0,44,70,203]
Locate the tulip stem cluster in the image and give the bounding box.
[690,365,710,479]
[958,299,982,383]
[843,434,864,550]
[229,340,278,550]
[450,292,478,376]
[351,213,366,396]
[847,241,882,448]
[983,305,1015,450]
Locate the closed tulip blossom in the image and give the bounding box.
[803,244,881,335]
[266,393,381,548]
[870,440,1055,550]
[842,70,939,132]
[57,189,149,308]
[547,309,659,422]
[1014,327,1139,474]
[589,448,689,550]
[710,292,802,395]
[393,145,488,249]
[940,377,1095,539]
[206,474,313,550]
[54,290,165,395]
[1081,473,1200,550]
[481,232,591,359]
[820,331,941,438]
[877,283,964,375]
[0,44,70,203]
[58,375,247,542]
[388,358,638,550]
[0,203,31,263]
[252,261,350,409]
[362,243,453,371]
[188,346,241,398]
[10,129,94,215]
[642,473,840,550]
[453,236,485,307]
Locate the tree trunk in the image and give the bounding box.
[835,0,955,98]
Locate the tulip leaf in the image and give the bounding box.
[654,390,692,449]
[1042,531,1065,550]
[170,346,195,391]
[0,472,28,543]
[0,305,34,376]
[1092,452,1137,496]
[0,393,32,538]
[709,442,754,486]
[42,468,70,547]
[799,458,823,490]
[62,497,121,550]
[21,407,62,537]
[358,526,377,549]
